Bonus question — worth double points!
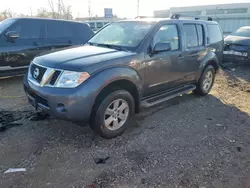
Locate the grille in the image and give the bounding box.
[50,70,61,85]
[27,90,49,107]
[224,54,247,62]
[30,63,47,83]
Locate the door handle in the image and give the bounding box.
[189,53,198,57]
[33,42,40,46]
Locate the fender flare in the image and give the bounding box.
[197,52,220,81]
[82,66,143,111]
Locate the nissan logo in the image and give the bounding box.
[33,68,40,79]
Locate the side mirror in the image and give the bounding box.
[153,42,171,53]
[6,31,20,40]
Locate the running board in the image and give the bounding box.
[141,85,196,108]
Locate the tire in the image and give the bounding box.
[194,65,215,96]
[90,90,135,139]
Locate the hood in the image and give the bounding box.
[34,45,137,72]
[225,35,250,46]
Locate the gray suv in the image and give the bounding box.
[24,15,223,139]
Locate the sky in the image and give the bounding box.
[1,0,250,18]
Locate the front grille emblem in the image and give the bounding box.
[33,68,40,79]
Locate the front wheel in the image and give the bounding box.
[194,65,215,96]
[90,90,135,139]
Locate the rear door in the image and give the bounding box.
[45,20,75,51]
[0,19,46,68]
[182,23,206,82]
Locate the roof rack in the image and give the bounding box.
[135,16,154,19]
[171,14,212,21]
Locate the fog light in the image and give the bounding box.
[57,103,67,113]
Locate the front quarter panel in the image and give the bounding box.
[86,66,143,98]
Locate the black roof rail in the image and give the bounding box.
[171,14,213,21]
[135,16,154,19]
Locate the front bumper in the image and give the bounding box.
[23,74,95,124]
[223,54,250,63]
[223,50,250,63]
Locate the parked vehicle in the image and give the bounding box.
[224,26,250,63]
[24,15,223,139]
[0,18,94,77]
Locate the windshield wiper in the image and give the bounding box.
[94,43,130,52]
[109,45,129,52]
[87,42,95,46]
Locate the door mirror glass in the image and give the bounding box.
[153,42,172,53]
[6,31,20,40]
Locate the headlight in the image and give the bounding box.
[55,71,90,88]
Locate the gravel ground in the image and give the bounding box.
[0,67,250,188]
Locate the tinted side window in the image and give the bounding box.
[96,22,103,29]
[196,24,204,46]
[208,24,222,44]
[183,24,198,48]
[7,19,44,39]
[88,22,95,30]
[153,24,179,51]
[75,24,94,40]
[47,21,73,38]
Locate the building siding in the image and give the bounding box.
[154,3,250,34]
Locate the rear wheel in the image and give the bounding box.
[194,65,215,96]
[90,90,135,139]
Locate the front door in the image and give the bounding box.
[0,19,46,70]
[144,24,185,96]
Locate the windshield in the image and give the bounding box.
[89,21,154,51]
[0,18,16,34]
[233,28,250,38]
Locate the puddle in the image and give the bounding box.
[0,110,48,132]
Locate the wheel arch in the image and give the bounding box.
[197,52,220,81]
[88,66,143,124]
[91,79,141,115]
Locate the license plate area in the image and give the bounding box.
[27,94,37,110]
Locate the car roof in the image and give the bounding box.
[239,26,250,30]
[115,18,218,24]
[9,17,88,24]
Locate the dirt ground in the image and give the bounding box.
[1,66,250,188]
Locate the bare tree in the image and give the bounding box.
[36,8,51,18]
[47,0,73,20]
[0,0,73,21]
[0,9,15,20]
[48,0,57,18]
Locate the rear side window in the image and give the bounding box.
[77,24,94,39]
[196,24,204,46]
[46,21,73,38]
[7,19,44,39]
[183,24,198,48]
[208,24,222,44]
[97,22,103,29]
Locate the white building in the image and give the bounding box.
[76,17,119,31]
[154,3,250,35]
